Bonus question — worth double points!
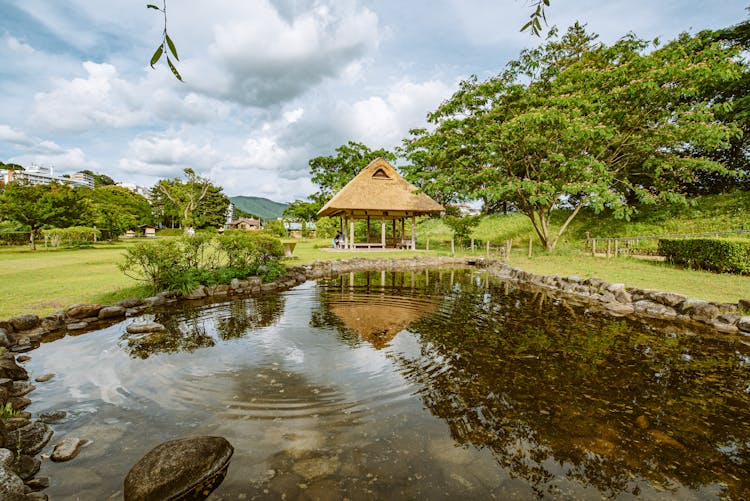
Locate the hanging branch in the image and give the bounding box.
[521,0,550,36]
[147,1,183,81]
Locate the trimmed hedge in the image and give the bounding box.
[658,237,750,275]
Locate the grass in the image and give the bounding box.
[1,191,749,320]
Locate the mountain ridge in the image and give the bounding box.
[230,196,288,220]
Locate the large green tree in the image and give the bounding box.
[156,168,211,231]
[404,24,741,250]
[309,141,396,207]
[81,185,152,239]
[0,182,89,250]
[154,169,228,230]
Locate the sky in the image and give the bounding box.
[0,1,747,203]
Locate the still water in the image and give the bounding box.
[26,270,750,499]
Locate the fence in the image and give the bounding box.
[585,229,750,258]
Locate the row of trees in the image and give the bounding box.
[0,168,231,249]
[290,20,750,251]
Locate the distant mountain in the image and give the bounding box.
[230,196,288,220]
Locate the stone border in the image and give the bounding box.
[0,256,749,499]
[487,263,750,336]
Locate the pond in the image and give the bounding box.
[26,270,750,499]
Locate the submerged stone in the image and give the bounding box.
[51,437,86,462]
[126,322,166,334]
[124,436,233,501]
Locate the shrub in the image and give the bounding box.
[119,239,182,287]
[658,237,750,275]
[120,232,286,292]
[42,226,101,247]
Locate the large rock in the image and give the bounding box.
[633,300,677,319]
[0,449,25,501]
[0,329,9,348]
[116,298,145,308]
[738,316,750,334]
[124,436,233,501]
[40,313,65,332]
[126,323,166,334]
[647,291,687,308]
[8,315,39,332]
[98,306,126,320]
[680,300,720,323]
[7,421,53,456]
[184,286,207,300]
[65,304,103,320]
[0,357,28,380]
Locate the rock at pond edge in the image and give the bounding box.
[124,436,233,501]
[126,322,166,334]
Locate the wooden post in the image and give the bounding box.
[528,237,533,258]
[471,238,475,252]
[592,239,596,257]
[451,238,455,255]
[381,218,386,249]
[366,216,371,243]
[426,238,430,251]
[614,240,619,257]
[411,215,416,250]
[486,240,490,257]
[607,239,611,258]
[349,217,354,250]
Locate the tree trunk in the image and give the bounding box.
[29,228,36,251]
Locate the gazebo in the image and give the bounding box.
[317,158,444,250]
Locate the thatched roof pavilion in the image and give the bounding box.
[317,157,444,249]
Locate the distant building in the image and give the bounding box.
[224,203,235,230]
[230,218,262,230]
[1,165,93,188]
[70,172,94,188]
[284,221,316,238]
[117,182,151,199]
[447,203,481,217]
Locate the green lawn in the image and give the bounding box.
[1,233,748,320]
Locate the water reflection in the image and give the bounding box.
[25,270,750,499]
[119,295,286,359]
[311,270,440,349]
[390,276,750,499]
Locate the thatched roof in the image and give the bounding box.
[317,158,444,217]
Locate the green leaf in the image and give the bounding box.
[167,57,183,82]
[150,45,163,68]
[146,4,160,10]
[521,20,533,32]
[166,34,179,61]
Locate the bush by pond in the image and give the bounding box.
[119,231,285,294]
[658,237,750,275]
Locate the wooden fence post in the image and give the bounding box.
[528,237,533,258]
[426,238,429,251]
[486,240,490,257]
[451,238,455,255]
[592,239,596,257]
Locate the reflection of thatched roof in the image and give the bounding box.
[329,298,437,349]
[317,158,445,217]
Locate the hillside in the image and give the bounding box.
[418,190,750,247]
[230,196,288,221]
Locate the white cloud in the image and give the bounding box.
[182,0,380,106]
[32,62,150,131]
[117,135,221,183]
[0,125,32,146]
[336,79,455,147]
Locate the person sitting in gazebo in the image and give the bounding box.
[332,231,343,248]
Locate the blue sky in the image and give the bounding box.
[0,0,746,202]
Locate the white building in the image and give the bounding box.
[117,182,151,199]
[1,165,92,188]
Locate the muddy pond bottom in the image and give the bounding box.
[25,270,750,499]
